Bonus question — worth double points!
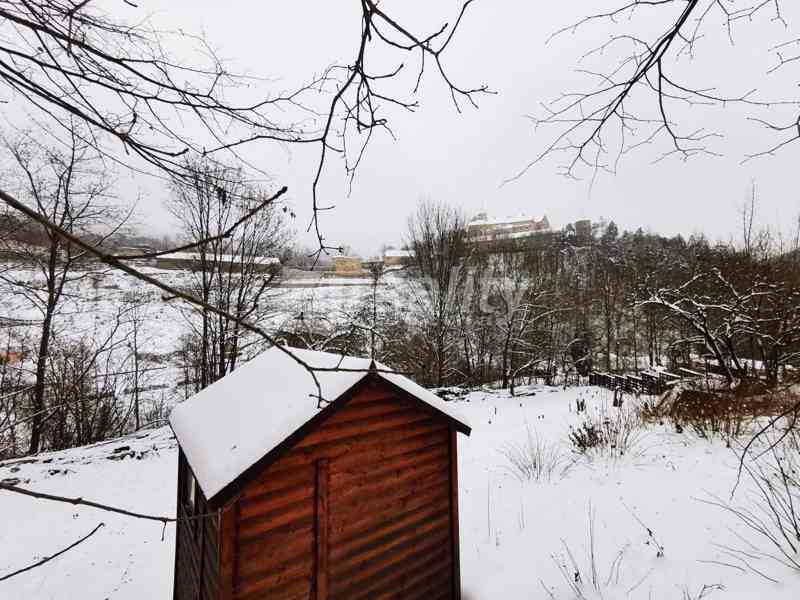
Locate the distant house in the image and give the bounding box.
[332,255,362,275]
[114,244,156,256]
[383,248,414,266]
[169,347,471,600]
[0,347,27,365]
[466,213,551,242]
[153,252,280,274]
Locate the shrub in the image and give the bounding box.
[568,402,644,459]
[542,506,716,600]
[544,508,630,600]
[645,382,797,446]
[542,506,671,600]
[568,422,604,453]
[502,425,572,483]
[681,584,725,599]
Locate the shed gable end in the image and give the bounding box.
[207,374,467,509]
[219,378,457,600]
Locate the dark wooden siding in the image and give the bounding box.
[175,449,222,600]
[219,379,457,600]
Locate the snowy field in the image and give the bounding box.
[1,385,799,599]
[0,264,402,412]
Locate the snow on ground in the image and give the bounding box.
[1,385,799,599]
[0,429,176,599]
[458,386,800,599]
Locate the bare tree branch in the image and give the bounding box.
[516,0,800,181]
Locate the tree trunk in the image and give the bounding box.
[28,312,52,454]
[29,238,60,455]
[133,316,140,431]
[500,326,512,389]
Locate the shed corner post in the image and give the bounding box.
[173,449,184,600]
[450,428,462,600]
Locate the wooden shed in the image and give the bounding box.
[169,347,471,600]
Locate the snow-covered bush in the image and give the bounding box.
[430,386,470,402]
[568,402,645,459]
[649,383,797,447]
[568,422,604,453]
[502,425,572,482]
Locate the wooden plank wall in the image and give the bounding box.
[221,380,456,600]
[174,450,222,600]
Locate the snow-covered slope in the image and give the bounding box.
[1,386,799,599]
[0,428,176,599]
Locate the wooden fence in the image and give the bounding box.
[589,369,693,395]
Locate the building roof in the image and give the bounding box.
[168,347,470,506]
[155,252,280,265]
[468,214,541,226]
[383,249,413,258]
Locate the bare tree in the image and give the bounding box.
[276,291,370,358]
[0,124,118,453]
[168,158,291,388]
[120,288,152,431]
[479,251,556,390]
[405,200,468,386]
[365,260,385,359]
[641,268,800,386]
[41,310,131,451]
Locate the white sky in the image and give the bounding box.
[61,2,800,255]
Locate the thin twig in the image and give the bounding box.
[0,522,104,582]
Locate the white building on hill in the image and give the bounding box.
[383,248,414,266]
[466,213,551,242]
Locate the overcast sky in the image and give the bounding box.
[122,1,800,256]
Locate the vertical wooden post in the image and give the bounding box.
[449,429,462,600]
[219,502,239,600]
[198,494,206,595]
[172,451,184,600]
[316,458,330,600]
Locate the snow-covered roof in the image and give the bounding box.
[384,249,413,258]
[168,347,470,504]
[155,252,279,265]
[468,214,547,227]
